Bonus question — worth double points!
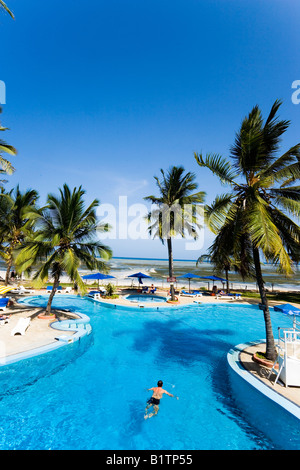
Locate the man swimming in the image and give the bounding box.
[144,380,177,419]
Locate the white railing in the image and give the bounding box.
[269,327,300,387]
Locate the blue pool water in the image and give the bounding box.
[0,296,296,450]
[125,294,166,303]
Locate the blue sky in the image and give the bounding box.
[1,0,300,259]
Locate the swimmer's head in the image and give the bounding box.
[157,380,163,387]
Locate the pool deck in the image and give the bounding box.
[1,287,300,411]
[0,299,75,359]
[239,342,300,409]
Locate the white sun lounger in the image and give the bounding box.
[11,317,31,336]
[215,295,236,301]
[10,285,35,295]
[63,287,72,294]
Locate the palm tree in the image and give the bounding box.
[0,107,17,184]
[15,184,112,314]
[0,186,38,284]
[0,0,14,18]
[195,100,300,361]
[144,166,205,300]
[199,222,255,293]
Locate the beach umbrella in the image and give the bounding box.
[178,273,202,292]
[198,275,227,291]
[82,272,115,289]
[274,303,300,328]
[128,272,151,287]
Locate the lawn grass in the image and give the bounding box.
[242,290,300,304]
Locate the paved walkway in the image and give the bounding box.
[0,300,75,359]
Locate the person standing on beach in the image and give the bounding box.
[144,380,177,419]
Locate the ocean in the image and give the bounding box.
[104,257,300,292]
[1,257,299,292]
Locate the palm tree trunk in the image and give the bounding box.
[5,256,13,285]
[167,237,175,300]
[45,275,60,315]
[252,246,277,361]
[225,267,229,294]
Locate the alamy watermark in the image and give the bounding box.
[0,80,6,104]
[291,80,300,104]
[96,196,205,251]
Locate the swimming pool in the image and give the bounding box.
[125,294,166,303]
[0,296,297,450]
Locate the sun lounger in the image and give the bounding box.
[180,290,199,297]
[46,286,62,293]
[150,287,157,294]
[142,287,149,293]
[191,290,203,296]
[63,286,72,294]
[0,297,9,311]
[0,314,10,325]
[11,317,31,336]
[215,295,237,301]
[11,285,35,295]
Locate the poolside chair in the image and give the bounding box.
[0,314,10,325]
[142,287,149,293]
[46,286,62,294]
[150,287,156,294]
[0,297,9,311]
[215,294,236,301]
[18,285,35,295]
[63,286,72,294]
[11,317,31,336]
[180,290,198,297]
[191,290,203,296]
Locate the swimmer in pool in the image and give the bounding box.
[144,380,177,419]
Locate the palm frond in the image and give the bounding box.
[194,152,239,186]
[204,193,234,233]
[0,0,14,18]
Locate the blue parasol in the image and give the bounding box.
[128,272,151,287]
[82,272,115,288]
[178,273,202,292]
[198,275,227,291]
[274,303,300,328]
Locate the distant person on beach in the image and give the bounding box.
[144,380,177,419]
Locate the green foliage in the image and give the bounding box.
[195,100,300,275]
[144,166,205,242]
[105,283,117,297]
[0,186,38,283]
[0,107,17,184]
[15,184,112,299]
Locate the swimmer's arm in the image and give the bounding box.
[163,389,174,397]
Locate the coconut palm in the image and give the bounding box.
[0,107,17,183]
[199,222,255,293]
[144,166,205,300]
[195,99,300,361]
[0,186,38,284]
[0,0,14,18]
[15,184,112,314]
